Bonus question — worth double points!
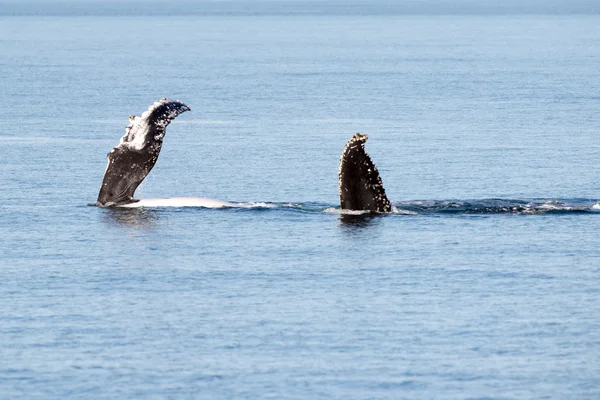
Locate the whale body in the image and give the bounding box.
[338,133,391,212]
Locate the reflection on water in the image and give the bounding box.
[338,213,383,228]
[101,207,162,228]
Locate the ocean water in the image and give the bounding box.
[1,3,600,399]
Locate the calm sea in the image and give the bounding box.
[1,2,599,399]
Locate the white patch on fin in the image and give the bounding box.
[116,98,190,151]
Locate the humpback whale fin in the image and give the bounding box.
[97,98,191,207]
[338,133,392,212]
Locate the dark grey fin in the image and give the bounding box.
[338,133,392,212]
[96,98,191,207]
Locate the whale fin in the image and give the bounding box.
[338,133,391,212]
[97,98,191,207]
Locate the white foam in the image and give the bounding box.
[119,197,233,208]
[324,207,371,215]
[324,206,416,215]
[537,203,570,211]
[233,202,279,208]
[116,198,293,209]
[391,206,418,215]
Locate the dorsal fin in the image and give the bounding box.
[338,133,391,212]
[97,98,190,207]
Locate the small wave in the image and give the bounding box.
[231,201,279,209]
[394,199,598,215]
[103,198,600,215]
[230,201,305,209]
[326,199,598,215]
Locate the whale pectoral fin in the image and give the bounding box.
[338,133,391,212]
[96,99,191,207]
[97,146,158,206]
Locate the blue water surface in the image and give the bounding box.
[1,3,599,399]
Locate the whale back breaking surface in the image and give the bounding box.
[338,133,391,212]
[97,98,190,207]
